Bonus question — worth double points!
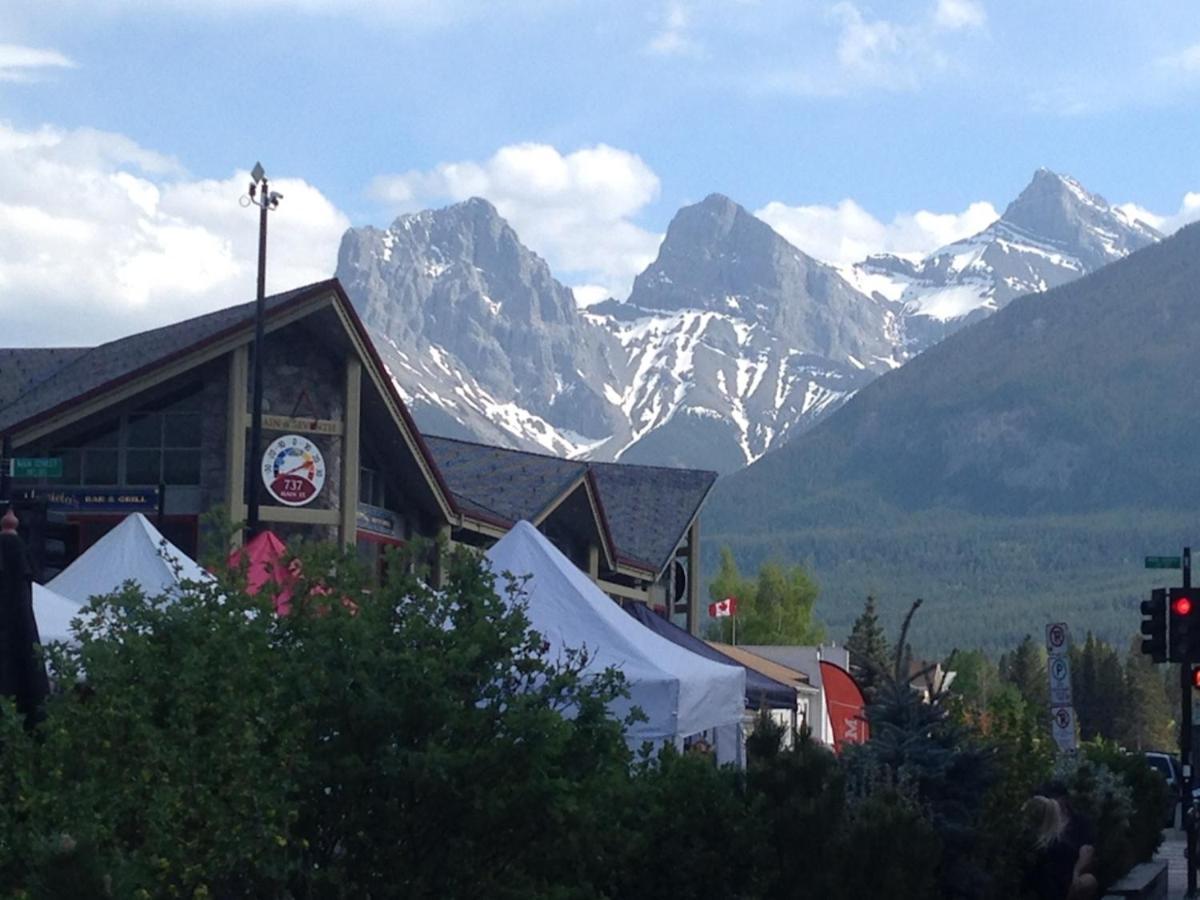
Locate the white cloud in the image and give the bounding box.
[1157,41,1200,74]
[755,196,998,266]
[371,142,663,300]
[759,0,983,96]
[0,44,76,83]
[1117,194,1200,235]
[933,0,985,31]
[0,122,348,345]
[646,1,705,58]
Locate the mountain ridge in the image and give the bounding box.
[335,170,1161,474]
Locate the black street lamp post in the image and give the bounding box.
[243,163,281,538]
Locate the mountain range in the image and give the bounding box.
[705,219,1200,652]
[336,170,1159,474]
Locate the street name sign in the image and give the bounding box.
[1146,556,1183,569]
[8,457,63,479]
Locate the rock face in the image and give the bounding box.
[337,198,629,457]
[335,171,1161,473]
[585,193,900,470]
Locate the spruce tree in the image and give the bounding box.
[845,595,891,696]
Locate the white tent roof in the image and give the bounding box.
[485,521,744,748]
[46,513,212,604]
[32,582,83,644]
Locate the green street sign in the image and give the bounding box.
[8,457,63,479]
[1145,556,1183,570]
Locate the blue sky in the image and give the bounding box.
[3,0,1200,342]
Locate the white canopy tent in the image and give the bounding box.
[485,521,746,764]
[46,513,212,605]
[32,582,84,644]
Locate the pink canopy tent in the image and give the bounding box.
[229,531,296,615]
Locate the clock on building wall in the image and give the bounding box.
[262,434,326,507]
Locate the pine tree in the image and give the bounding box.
[845,595,891,696]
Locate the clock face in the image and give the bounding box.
[262,434,326,507]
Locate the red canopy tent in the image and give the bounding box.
[229,531,295,615]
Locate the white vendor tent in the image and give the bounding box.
[486,521,745,763]
[46,513,212,604]
[32,582,84,644]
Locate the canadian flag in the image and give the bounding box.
[708,597,737,618]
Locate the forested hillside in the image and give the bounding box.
[705,222,1200,653]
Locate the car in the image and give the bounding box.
[1145,751,1182,828]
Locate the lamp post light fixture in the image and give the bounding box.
[242,162,282,538]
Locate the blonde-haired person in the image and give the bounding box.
[1022,795,1099,900]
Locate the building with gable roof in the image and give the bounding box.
[0,279,717,633]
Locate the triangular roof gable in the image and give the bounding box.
[1,280,458,523]
[424,435,620,571]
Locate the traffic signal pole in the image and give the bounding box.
[1182,547,1195,898]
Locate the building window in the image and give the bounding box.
[23,389,204,489]
[122,394,202,486]
[359,466,384,506]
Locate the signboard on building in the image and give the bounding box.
[356,504,404,541]
[260,414,342,436]
[30,487,159,513]
[262,435,326,507]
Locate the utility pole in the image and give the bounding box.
[242,163,282,539]
[1184,547,1196,898]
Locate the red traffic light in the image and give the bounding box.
[1192,667,1200,689]
[1174,596,1194,617]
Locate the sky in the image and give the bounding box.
[3,0,1200,343]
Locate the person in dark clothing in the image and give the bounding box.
[1023,794,1099,900]
[0,509,50,728]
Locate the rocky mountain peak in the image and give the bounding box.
[999,169,1160,267]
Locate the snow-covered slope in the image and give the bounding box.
[843,170,1161,348]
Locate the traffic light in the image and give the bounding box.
[1191,666,1200,690]
[1142,588,1167,662]
[1170,587,1197,662]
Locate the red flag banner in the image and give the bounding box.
[708,597,737,618]
[819,660,869,752]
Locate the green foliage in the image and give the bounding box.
[844,595,890,698]
[0,538,1174,899]
[705,508,1191,654]
[706,547,824,645]
[999,636,1048,717]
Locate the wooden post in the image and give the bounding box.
[340,358,362,549]
[224,346,249,546]
[588,543,600,581]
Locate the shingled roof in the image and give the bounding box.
[422,435,585,525]
[589,460,717,574]
[424,435,717,576]
[0,348,89,410]
[0,283,321,434]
